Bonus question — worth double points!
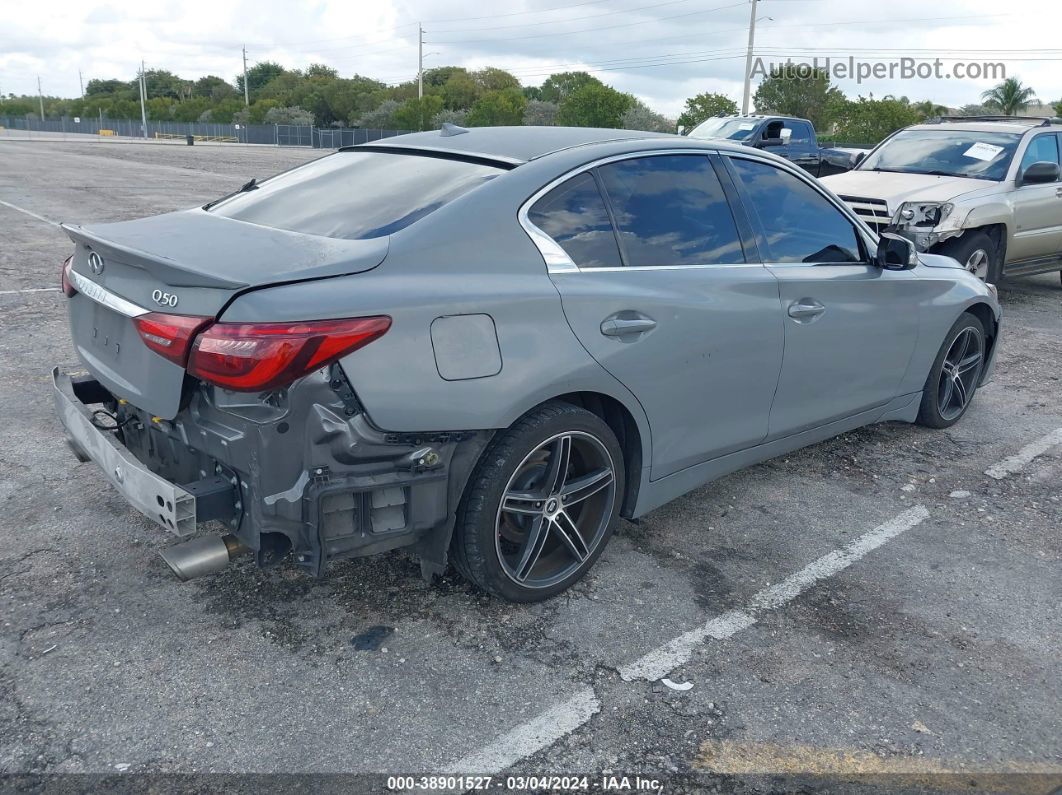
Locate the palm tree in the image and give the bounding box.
[981,78,1037,116]
[912,100,949,120]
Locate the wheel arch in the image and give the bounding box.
[963,300,999,378]
[552,391,645,518]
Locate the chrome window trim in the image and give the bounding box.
[518,147,756,274]
[67,268,149,317]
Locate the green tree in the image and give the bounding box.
[357,99,400,129]
[392,95,445,131]
[556,82,632,128]
[752,66,846,130]
[981,77,1037,115]
[237,61,287,101]
[473,67,521,93]
[1054,100,1062,117]
[523,99,559,126]
[538,71,602,104]
[911,99,949,120]
[676,92,737,130]
[466,88,527,126]
[441,72,479,111]
[306,63,338,80]
[622,100,673,132]
[194,75,236,100]
[832,96,921,145]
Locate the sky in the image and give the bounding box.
[2,0,1061,118]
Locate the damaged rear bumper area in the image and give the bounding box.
[52,366,491,579]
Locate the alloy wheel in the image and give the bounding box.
[937,326,984,421]
[495,431,617,589]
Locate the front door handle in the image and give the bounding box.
[787,300,826,320]
[1055,187,1062,197]
[600,315,657,337]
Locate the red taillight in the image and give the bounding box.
[187,316,391,392]
[61,257,76,297]
[133,312,213,367]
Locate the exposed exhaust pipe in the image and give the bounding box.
[159,534,249,581]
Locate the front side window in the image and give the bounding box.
[730,158,862,264]
[596,155,745,267]
[526,172,623,269]
[1019,134,1060,174]
[209,150,504,240]
[858,129,1021,181]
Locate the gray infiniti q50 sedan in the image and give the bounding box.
[53,125,1001,602]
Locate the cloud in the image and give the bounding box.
[2,0,1059,115]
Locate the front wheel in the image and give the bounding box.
[451,401,624,602]
[916,314,987,429]
[936,231,1000,284]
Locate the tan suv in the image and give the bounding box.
[822,116,1062,284]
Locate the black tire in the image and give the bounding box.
[936,231,1000,284]
[452,401,625,602]
[916,313,987,429]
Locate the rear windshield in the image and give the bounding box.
[208,150,505,239]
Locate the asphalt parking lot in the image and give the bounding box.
[1,138,1060,791]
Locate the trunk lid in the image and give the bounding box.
[62,210,389,419]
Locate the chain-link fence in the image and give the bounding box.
[0,116,410,149]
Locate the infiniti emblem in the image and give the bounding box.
[88,252,105,275]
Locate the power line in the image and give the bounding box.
[429,0,747,44]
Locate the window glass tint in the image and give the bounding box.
[1019,134,1060,172]
[731,158,862,264]
[209,151,503,240]
[596,155,744,267]
[527,172,622,269]
[789,121,813,144]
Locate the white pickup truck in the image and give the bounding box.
[822,116,1062,285]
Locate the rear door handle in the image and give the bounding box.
[600,315,657,337]
[787,300,826,320]
[1055,187,1062,197]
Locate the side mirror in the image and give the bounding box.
[850,151,867,167]
[759,137,785,148]
[875,232,918,270]
[1018,160,1060,186]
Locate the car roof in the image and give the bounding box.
[904,121,1043,135]
[346,125,680,165]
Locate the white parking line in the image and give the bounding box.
[443,505,929,774]
[0,199,61,227]
[619,505,930,681]
[444,687,600,774]
[0,287,60,295]
[985,428,1062,479]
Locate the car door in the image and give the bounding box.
[1008,132,1062,263]
[781,120,820,175]
[724,154,921,438]
[524,153,784,479]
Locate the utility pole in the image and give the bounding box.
[139,60,148,138]
[37,75,45,120]
[740,0,758,115]
[417,24,424,100]
[242,46,250,106]
[79,69,85,98]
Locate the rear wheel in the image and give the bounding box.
[936,231,1000,284]
[452,401,624,602]
[916,314,986,429]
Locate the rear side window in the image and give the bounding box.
[209,150,504,240]
[596,155,745,267]
[526,172,623,269]
[730,158,862,264]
